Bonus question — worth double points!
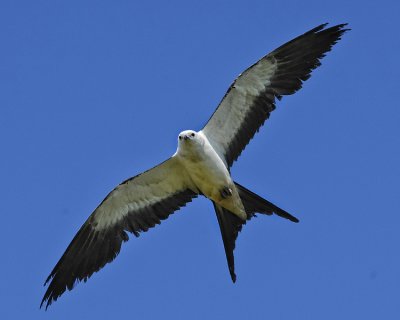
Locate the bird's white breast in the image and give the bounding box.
[175,131,246,220]
[175,131,231,200]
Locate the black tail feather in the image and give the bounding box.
[213,183,299,283]
[235,182,299,223]
[213,202,246,283]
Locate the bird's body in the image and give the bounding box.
[41,23,349,309]
[175,130,246,219]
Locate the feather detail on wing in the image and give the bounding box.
[201,23,349,168]
[41,157,197,309]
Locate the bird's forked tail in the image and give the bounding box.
[213,182,299,282]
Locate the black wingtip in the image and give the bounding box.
[43,274,52,287]
[40,291,52,310]
[293,22,350,43]
[40,290,46,309]
[317,22,350,32]
[306,23,329,34]
[324,23,351,40]
[39,298,47,311]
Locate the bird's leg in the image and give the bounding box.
[220,186,233,199]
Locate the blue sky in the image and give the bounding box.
[1,0,399,319]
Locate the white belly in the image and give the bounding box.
[183,148,230,200]
[175,132,246,219]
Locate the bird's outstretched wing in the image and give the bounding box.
[41,157,197,309]
[201,23,349,168]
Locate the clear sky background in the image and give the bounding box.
[1,0,399,319]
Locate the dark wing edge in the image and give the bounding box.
[41,161,197,309]
[203,23,350,168]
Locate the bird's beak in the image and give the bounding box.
[184,136,189,140]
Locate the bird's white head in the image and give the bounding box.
[176,130,205,156]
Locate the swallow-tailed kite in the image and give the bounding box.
[41,23,348,309]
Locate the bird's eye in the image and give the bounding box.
[179,136,182,140]
[191,133,195,137]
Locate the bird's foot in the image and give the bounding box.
[220,186,233,199]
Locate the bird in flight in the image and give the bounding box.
[41,23,348,309]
